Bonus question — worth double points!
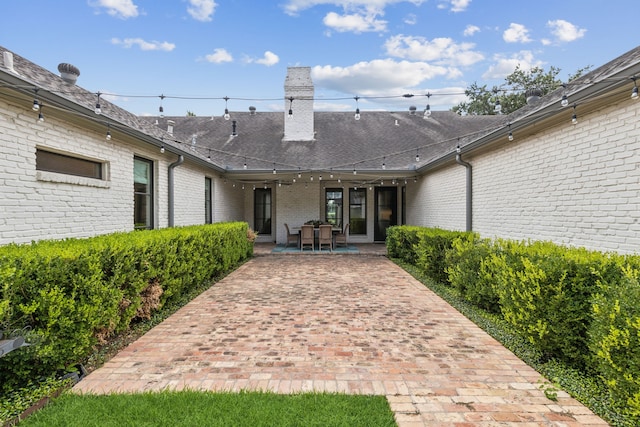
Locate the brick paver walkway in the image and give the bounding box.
[73,254,608,426]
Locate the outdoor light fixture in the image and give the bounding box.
[494,99,502,114]
[572,105,578,125]
[243,158,248,169]
[288,97,294,117]
[159,94,165,117]
[37,104,44,122]
[94,92,102,115]
[415,151,420,162]
[273,164,277,174]
[223,96,230,120]
[382,157,386,170]
[106,123,111,140]
[423,93,431,119]
[508,123,514,141]
[632,77,639,99]
[160,145,165,153]
[353,165,357,175]
[560,84,569,107]
[354,96,360,120]
[208,150,211,161]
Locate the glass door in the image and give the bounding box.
[374,187,397,242]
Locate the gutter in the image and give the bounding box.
[455,146,472,232]
[168,155,184,227]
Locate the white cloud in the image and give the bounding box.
[463,24,480,37]
[204,48,233,63]
[404,13,417,25]
[282,0,425,16]
[311,59,452,95]
[547,19,586,43]
[503,23,532,43]
[384,35,484,67]
[111,38,175,51]
[482,50,543,80]
[91,0,139,19]
[187,0,217,22]
[323,11,387,33]
[253,51,280,66]
[437,0,471,12]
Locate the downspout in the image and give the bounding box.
[455,146,472,232]
[168,155,184,227]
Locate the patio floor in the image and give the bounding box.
[73,251,607,426]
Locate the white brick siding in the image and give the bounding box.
[411,98,640,254]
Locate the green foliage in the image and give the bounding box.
[413,228,472,285]
[385,225,422,264]
[452,65,590,115]
[445,235,499,312]
[589,264,640,418]
[0,222,253,396]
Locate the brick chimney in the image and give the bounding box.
[283,67,314,141]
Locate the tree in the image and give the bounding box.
[186,110,196,116]
[452,65,591,115]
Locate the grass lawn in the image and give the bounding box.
[19,390,397,427]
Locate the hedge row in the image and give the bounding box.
[0,222,253,395]
[386,225,640,417]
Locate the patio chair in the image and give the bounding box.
[334,223,349,248]
[300,224,314,252]
[318,224,333,252]
[284,223,299,248]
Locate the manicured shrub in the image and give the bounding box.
[386,226,422,264]
[486,240,618,367]
[589,263,640,417]
[414,228,470,285]
[445,235,499,313]
[0,222,253,395]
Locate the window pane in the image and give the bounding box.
[134,157,153,230]
[205,177,212,224]
[254,188,271,234]
[325,188,343,227]
[349,188,366,235]
[36,149,102,179]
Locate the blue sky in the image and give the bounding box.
[2,0,637,116]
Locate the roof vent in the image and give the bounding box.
[58,63,80,84]
[409,106,417,115]
[249,106,256,115]
[525,88,543,105]
[2,51,19,75]
[167,120,174,135]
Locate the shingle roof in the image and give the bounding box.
[143,111,503,174]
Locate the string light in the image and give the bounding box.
[415,151,420,162]
[354,96,360,120]
[207,149,211,161]
[571,105,578,125]
[382,157,386,170]
[106,123,111,140]
[159,94,165,117]
[95,92,102,115]
[288,97,294,117]
[508,123,513,141]
[632,77,639,99]
[560,84,569,107]
[37,104,44,122]
[223,96,230,120]
[32,88,40,111]
[272,163,277,174]
[423,92,431,119]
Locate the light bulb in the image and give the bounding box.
[632,86,639,100]
[224,108,230,120]
[38,112,44,122]
[508,131,513,141]
[160,145,165,153]
[494,100,502,114]
[95,103,101,115]
[415,154,420,162]
[354,108,360,120]
[561,94,569,107]
[106,131,111,140]
[32,99,40,111]
[423,105,431,119]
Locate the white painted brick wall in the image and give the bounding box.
[413,98,640,254]
[0,99,246,245]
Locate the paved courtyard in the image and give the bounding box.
[73,251,607,426]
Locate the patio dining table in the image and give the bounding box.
[290,225,342,248]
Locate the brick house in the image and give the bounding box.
[0,45,638,252]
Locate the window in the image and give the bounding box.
[325,188,343,227]
[254,188,272,235]
[134,156,154,230]
[205,177,212,224]
[349,188,367,235]
[36,149,103,179]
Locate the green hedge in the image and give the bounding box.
[0,222,253,395]
[386,225,640,416]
